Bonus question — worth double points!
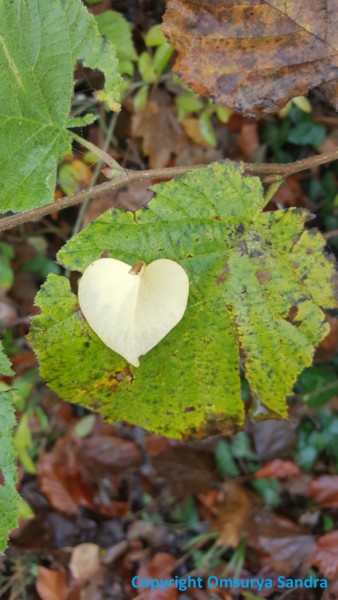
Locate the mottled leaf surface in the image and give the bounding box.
[161,1,338,116]
[0,0,123,212]
[0,342,19,553]
[29,163,337,438]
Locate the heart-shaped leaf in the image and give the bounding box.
[29,162,337,438]
[0,0,123,213]
[78,258,189,366]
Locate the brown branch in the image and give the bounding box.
[1,148,338,233]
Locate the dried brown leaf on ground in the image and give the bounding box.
[247,508,316,573]
[250,420,296,461]
[315,315,338,361]
[36,566,68,600]
[309,475,338,507]
[312,531,338,578]
[254,459,300,481]
[136,552,177,600]
[152,443,216,497]
[162,1,338,116]
[38,427,141,516]
[207,483,255,547]
[131,89,189,168]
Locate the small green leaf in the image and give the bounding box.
[175,93,204,121]
[0,0,123,213]
[215,440,239,478]
[95,10,137,69]
[138,52,156,82]
[145,25,167,47]
[133,86,149,112]
[153,43,174,75]
[14,413,36,475]
[199,109,217,146]
[30,163,338,438]
[215,106,231,124]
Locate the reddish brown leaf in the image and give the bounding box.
[162,1,338,116]
[236,122,260,159]
[137,553,177,600]
[312,531,338,578]
[131,89,189,168]
[254,459,300,480]
[309,476,338,507]
[315,315,338,361]
[36,566,68,600]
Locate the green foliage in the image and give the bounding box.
[0,342,20,554]
[295,409,338,471]
[0,0,123,213]
[95,11,137,76]
[29,163,337,438]
[295,364,338,406]
[0,242,15,291]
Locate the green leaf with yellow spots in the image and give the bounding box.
[29,162,337,438]
[0,0,123,213]
[0,341,20,553]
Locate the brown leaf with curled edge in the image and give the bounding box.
[161,1,338,116]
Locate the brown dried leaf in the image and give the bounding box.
[309,476,338,507]
[211,483,254,547]
[36,566,68,600]
[312,531,338,578]
[248,508,316,573]
[162,1,338,116]
[152,443,216,497]
[254,459,300,480]
[131,89,189,168]
[137,553,177,600]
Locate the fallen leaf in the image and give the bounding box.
[131,89,189,168]
[36,566,68,600]
[162,1,338,115]
[203,483,254,547]
[236,122,260,158]
[271,177,308,209]
[70,543,101,580]
[309,476,338,507]
[137,553,177,600]
[315,315,338,361]
[254,459,300,480]
[248,508,316,573]
[312,531,338,578]
[251,420,296,461]
[152,444,216,497]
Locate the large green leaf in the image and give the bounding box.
[0,0,123,213]
[0,342,20,553]
[29,163,337,438]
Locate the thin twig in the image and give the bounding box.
[69,130,123,172]
[1,147,338,233]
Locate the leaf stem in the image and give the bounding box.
[1,148,338,233]
[69,130,122,172]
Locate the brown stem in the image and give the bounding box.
[1,148,338,233]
